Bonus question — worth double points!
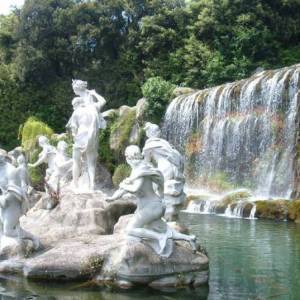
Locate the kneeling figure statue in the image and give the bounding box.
[107,145,195,257]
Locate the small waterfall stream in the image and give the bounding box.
[163,65,300,199]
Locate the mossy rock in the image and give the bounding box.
[110,108,136,156]
[172,87,196,97]
[215,189,252,212]
[185,194,214,208]
[221,189,252,204]
[112,164,131,187]
[242,202,255,218]
[255,200,288,220]
[287,200,300,223]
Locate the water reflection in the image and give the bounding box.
[0,274,208,300]
[180,213,300,300]
[0,214,300,299]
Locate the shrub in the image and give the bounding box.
[112,164,131,187]
[110,109,136,158]
[142,77,175,124]
[28,148,46,190]
[21,117,54,152]
[20,117,53,190]
[99,123,117,174]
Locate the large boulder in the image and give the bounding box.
[18,234,208,289]
[255,199,289,220]
[21,188,136,246]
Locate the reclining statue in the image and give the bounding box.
[107,145,196,257]
[66,79,106,191]
[142,122,186,221]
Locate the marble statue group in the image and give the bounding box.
[0,79,195,259]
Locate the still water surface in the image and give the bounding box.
[1,213,300,299]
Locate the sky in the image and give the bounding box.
[0,0,24,15]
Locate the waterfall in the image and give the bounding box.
[163,65,300,199]
[223,202,256,219]
[249,204,256,220]
[186,199,217,214]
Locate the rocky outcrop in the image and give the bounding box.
[21,188,136,246]
[20,234,208,289]
[0,188,209,290]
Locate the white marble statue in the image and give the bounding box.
[66,79,106,191]
[8,146,24,166]
[142,122,186,221]
[29,137,73,208]
[0,150,15,194]
[47,141,72,193]
[107,145,196,257]
[16,154,31,203]
[0,152,39,250]
[28,135,56,181]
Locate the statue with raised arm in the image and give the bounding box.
[28,135,56,181]
[107,145,196,257]
[66,79,106,191]
[142,122,186,221]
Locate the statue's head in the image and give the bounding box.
[38,136,49,147]
[72,79,87,96]
[125,145,143,166]
[57,141,68,153]
[144,122,161,138]
[17,154,26,166]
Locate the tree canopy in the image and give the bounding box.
[0,0,299,149]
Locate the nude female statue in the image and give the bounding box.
[107,145,196,257]
[66,80,106,191]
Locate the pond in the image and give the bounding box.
[1,213,300,299]
[180,213,300,299]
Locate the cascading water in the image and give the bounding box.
[224,202,257,219]
[163,65,300,199]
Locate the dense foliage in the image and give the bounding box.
[112,163,131,187]
[0,0,300,149]
[142,77,175,124]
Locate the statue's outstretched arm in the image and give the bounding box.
[120,177,143,193]
[106,188,127,202]
[28,151,47,168]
